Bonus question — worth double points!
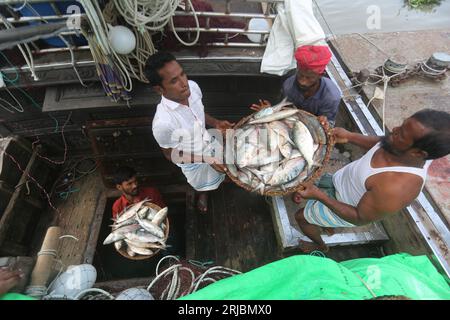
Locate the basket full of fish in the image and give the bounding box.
[225,100,334,196]
[103,200,169,260]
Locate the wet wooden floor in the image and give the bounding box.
[186,182,282,272]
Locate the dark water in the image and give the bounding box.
[314,0,450,34]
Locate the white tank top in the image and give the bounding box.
[332,143,432,206]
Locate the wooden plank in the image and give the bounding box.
[189,183,280,272]
[0,147,38,249]
[381,210,432,257]
[83,190,109,265]
[55,171,106,267]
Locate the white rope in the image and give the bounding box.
[59,235,79,241]
[191,266,241,293]
[80,0,133,95]
[7,0,28,12]
[74,288,115,300]
[23,4,88,87]
[113,0,180,32]
[169,0,200,47]
[420,60,447,76]
[0,15,37,81]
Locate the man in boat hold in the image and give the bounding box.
[251,45,342,126]
[112,166,165,220]
[146,52,235,213]
[293,109,450,253]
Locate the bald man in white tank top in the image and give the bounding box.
[293,109,450,253]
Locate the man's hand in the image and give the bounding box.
[297,182,325,200]
[215,120,235,132]
[0,268,23,296]
[250,99,271,112]
[332,127,352,144]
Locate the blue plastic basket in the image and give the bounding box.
[16,1,87,47]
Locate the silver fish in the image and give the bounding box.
[252,98,292,120]
[283,170,308,190]
[103,232,126,245]
[235,143,258,168]
[279,137,293,159]
[237,170,252,185]
[137,217,164,238]
[268,121,294,145]
[124,239,165,250]
[125,230,165,245]
[152,207,168,226]
[111,218,137,230]
[226,164,239,177]
[267,158,306,186]
[293,121,317,170]
[115,199,149,224]
[137,206,149,219]
[114,240,124,251]
[126,246,136,257]
[103,224,140,245]
[126,242,154,256]
[146,208,157,220]
[249,109,299,125]
[297,113,327,145]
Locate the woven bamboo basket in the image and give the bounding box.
[116,202,169,260]
[224,107,334,196]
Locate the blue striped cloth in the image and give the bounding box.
[303,174,355,228]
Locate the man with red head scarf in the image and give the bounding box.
[252,45,341,125]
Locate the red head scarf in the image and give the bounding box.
[295,45,332,75]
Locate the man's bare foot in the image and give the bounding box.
[292,192,302,204]
[298,240,329,254]
[197,193,208,213]
[322,227,335,236]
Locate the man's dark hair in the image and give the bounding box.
[144,51,177,87]
[411,109,450,160]
[113,166,136,185]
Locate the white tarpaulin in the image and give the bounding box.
[260,0,327,76]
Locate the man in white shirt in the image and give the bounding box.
[146,52,235,213]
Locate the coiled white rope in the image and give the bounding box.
[113,0,179,32]
[80,0,133,94]
[74,288,115,300]
[146,255,240,300]
[113,0,200,47]
[168,0,200,47]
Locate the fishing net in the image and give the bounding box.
[179,253,450,300]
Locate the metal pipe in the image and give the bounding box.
[173,27,270,34]
[174,11,276,19]
[0,0,74,4]
[6,14,85,23]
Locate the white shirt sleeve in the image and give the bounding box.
[152,121,179,149]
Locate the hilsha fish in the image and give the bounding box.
[105,200,169,257]
[226,101,326,195]
[293,121,318,170]
[249,109,299,125]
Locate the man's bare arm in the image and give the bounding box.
[316,175,421,226]
[205,113,219,127]
[333,127,381,151]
